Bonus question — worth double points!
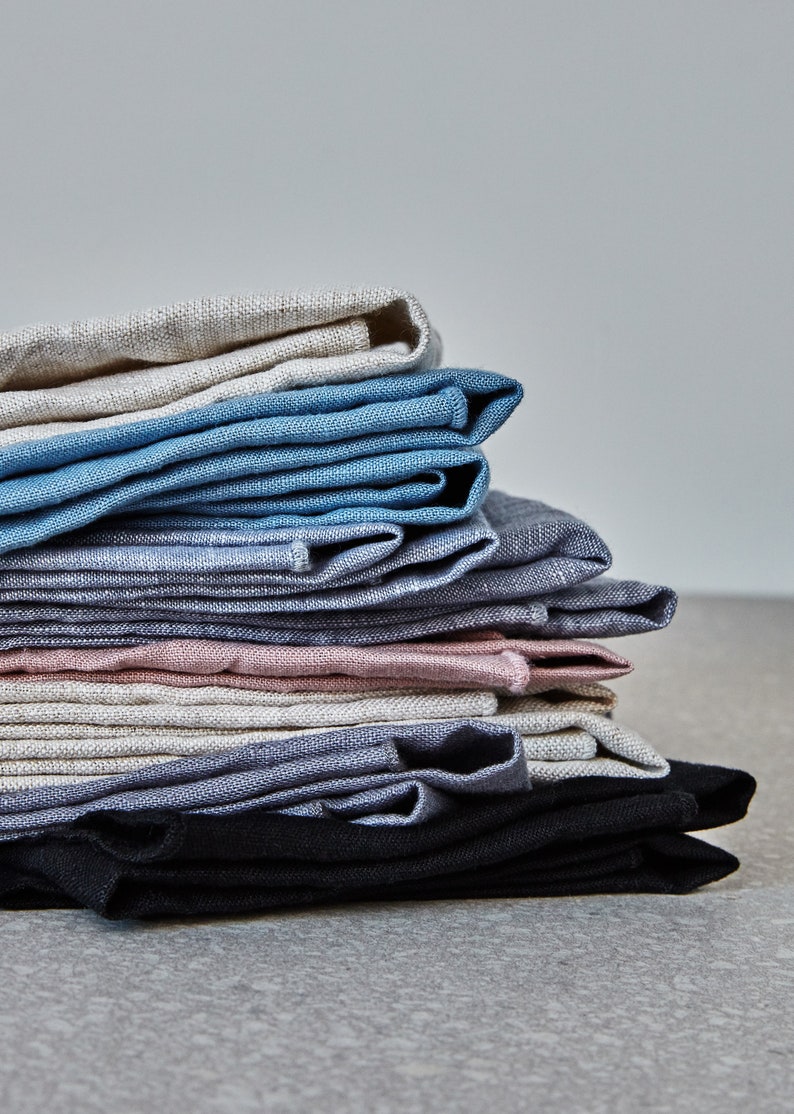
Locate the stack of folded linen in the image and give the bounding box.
[0,289,754,918]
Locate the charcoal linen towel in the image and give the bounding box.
[0,634,632,695]
[0,288,441,439]
[0,370,521,552]
[0,761,755,917]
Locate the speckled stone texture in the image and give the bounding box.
[0,596,790,1114]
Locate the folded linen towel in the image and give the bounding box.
[0,288,440,439]
[0,370,521,552]
[0,633,632,695]
[0,572,675,648]
[0,679,617,721]
[0,722,531,832]
[0,495,614,621]
[0,513,500,605]
[0,683,639,785]
[0,704,668,815]
[0,761,755,917]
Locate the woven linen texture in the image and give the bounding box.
[0,493,678,645]
[0,370,521,552]
[0,761,756,917]
[0,288,441,440]
[0,494,614,620]
[0,633,633,694]
[0,721,532,832]
[0,694,667,796]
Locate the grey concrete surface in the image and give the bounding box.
[0,596,791,1113]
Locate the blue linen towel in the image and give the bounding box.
[0,722,529,835]
[0,369,521,552]
[116,447,489,526]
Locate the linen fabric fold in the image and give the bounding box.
[0,722,533,832]
[0,494,617,626]
[0,513,501,605]
[0,682,660,788]
[0,288,441,440]
[0,633,633,695]
[0,699,668,815]
[0,575,675,648]
[0,289,750,923]
[0,493,667,647]
[0,370,521,552]
[0,761,756,917]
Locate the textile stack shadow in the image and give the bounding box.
[0,289,754,918]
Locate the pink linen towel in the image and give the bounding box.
[0,633,631,695]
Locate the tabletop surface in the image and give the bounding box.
[1,596,791,1114]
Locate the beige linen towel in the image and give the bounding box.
[0,288,440,444]
[0,682,668,788]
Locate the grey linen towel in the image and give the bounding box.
[0,493,612,613]
[0,509,501,602]
[0,576,676,647]
[0,493,676,644]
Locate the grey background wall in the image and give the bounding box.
[1,0,791,594]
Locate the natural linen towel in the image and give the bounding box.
[0,495,615,619]
[0,633,632,695]
[0,761,756,918]
[0,683,662,787]
[0,288,441,440]
[0,369,521,552]
[0,699,668,808]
